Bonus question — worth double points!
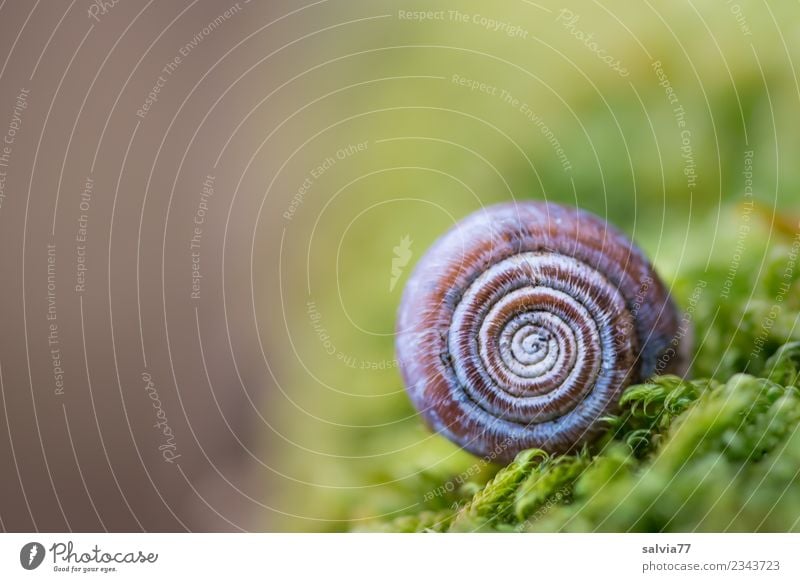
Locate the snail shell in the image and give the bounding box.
[396,202,688,462]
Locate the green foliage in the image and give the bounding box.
[358,366,800,532]
[765,343,800,388]
[674,216,800,380]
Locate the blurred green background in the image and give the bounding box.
[262,0,800,530]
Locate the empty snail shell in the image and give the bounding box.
[396,202,688,462]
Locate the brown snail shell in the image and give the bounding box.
[396,202,688,462]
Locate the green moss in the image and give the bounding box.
[765,343,800,388]
[357,368,800,532]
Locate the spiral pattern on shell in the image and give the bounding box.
[396,202,688,462]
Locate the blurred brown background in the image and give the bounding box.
[0,0,306,531]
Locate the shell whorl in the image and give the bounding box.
[396,202,687,462]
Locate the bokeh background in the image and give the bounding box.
[0,0,798,532]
